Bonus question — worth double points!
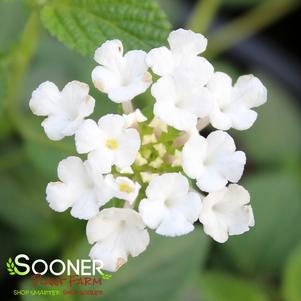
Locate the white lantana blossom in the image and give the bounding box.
[75,114,141,173]
[92,40,152,103]
[207,72,267,130]
[182,130,246,192]
[199,184,255,243]
[151,75,213,131]
[46,157,112,220]
[139,173,202,236]
[105,175,141,205]
[87,208,149,272]
[147,29,213,85]
[29,81,95,140]
[30,28,267,273]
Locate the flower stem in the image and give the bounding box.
[5,10,40,128]
[206,0,300,59]
[186,0,221,33]
[122,101,134,114]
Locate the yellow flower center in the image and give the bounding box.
[118,182,134,194]
[105,138,118,150]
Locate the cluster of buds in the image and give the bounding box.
[30,29,267,272]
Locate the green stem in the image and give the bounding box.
[5,10,40,126]
[186,0,221,33]
[206,0,300,59]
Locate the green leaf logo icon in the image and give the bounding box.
[6,258,16,275]
[101,273,112,280]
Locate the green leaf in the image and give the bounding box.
[199,271,269,301]
[231,74,301,164]
[221,171,301,276]
[64,229,209,301]
[283,243,301,301]
[40,0,171,56]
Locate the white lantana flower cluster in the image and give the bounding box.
[29,29,267,272]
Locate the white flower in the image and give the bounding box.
[199,184,254,243]
[182,130,246,192]
[151,75,213,131]
[105,175,140,205]
[207,72,267,130]
[92,40,152,103]
[147,28,213,85]
[29,81,95,141]
[86,208,150,272]
[139,173,202,237]
[123,109,147,128]
[75,114,141,173]
[46,157,112,220]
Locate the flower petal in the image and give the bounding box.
[182,132,207,179]
[61,81,95,118]
[46,182,74,212]
[196,167,228,192]
[209,105,232,130]
[146,46,175,76]
[207,72,233,108]
[29,81,60,116]
[217,151,246,183]
[57,156,88,186]
[234,74,267,108]
[75,119,103,154]
[89,240,127,272]
[108,80,150,103]
[41,115,69,141]
[92,66,121,94]
[88,149,114,174]
[115,128,141,169]
[154,102,197,131]
[70,190,99,220]
[151,76,177,104]
[94,39,124,68]
[156,212,194,237]
[176,56,214,86]
[98,114,125,138]
[124,50,149,79]
[206,131,236,156]
[168,28,208,55]
[139,198,168,229]
[226,104,258,130]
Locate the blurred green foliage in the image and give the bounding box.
[1,1,301,301]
